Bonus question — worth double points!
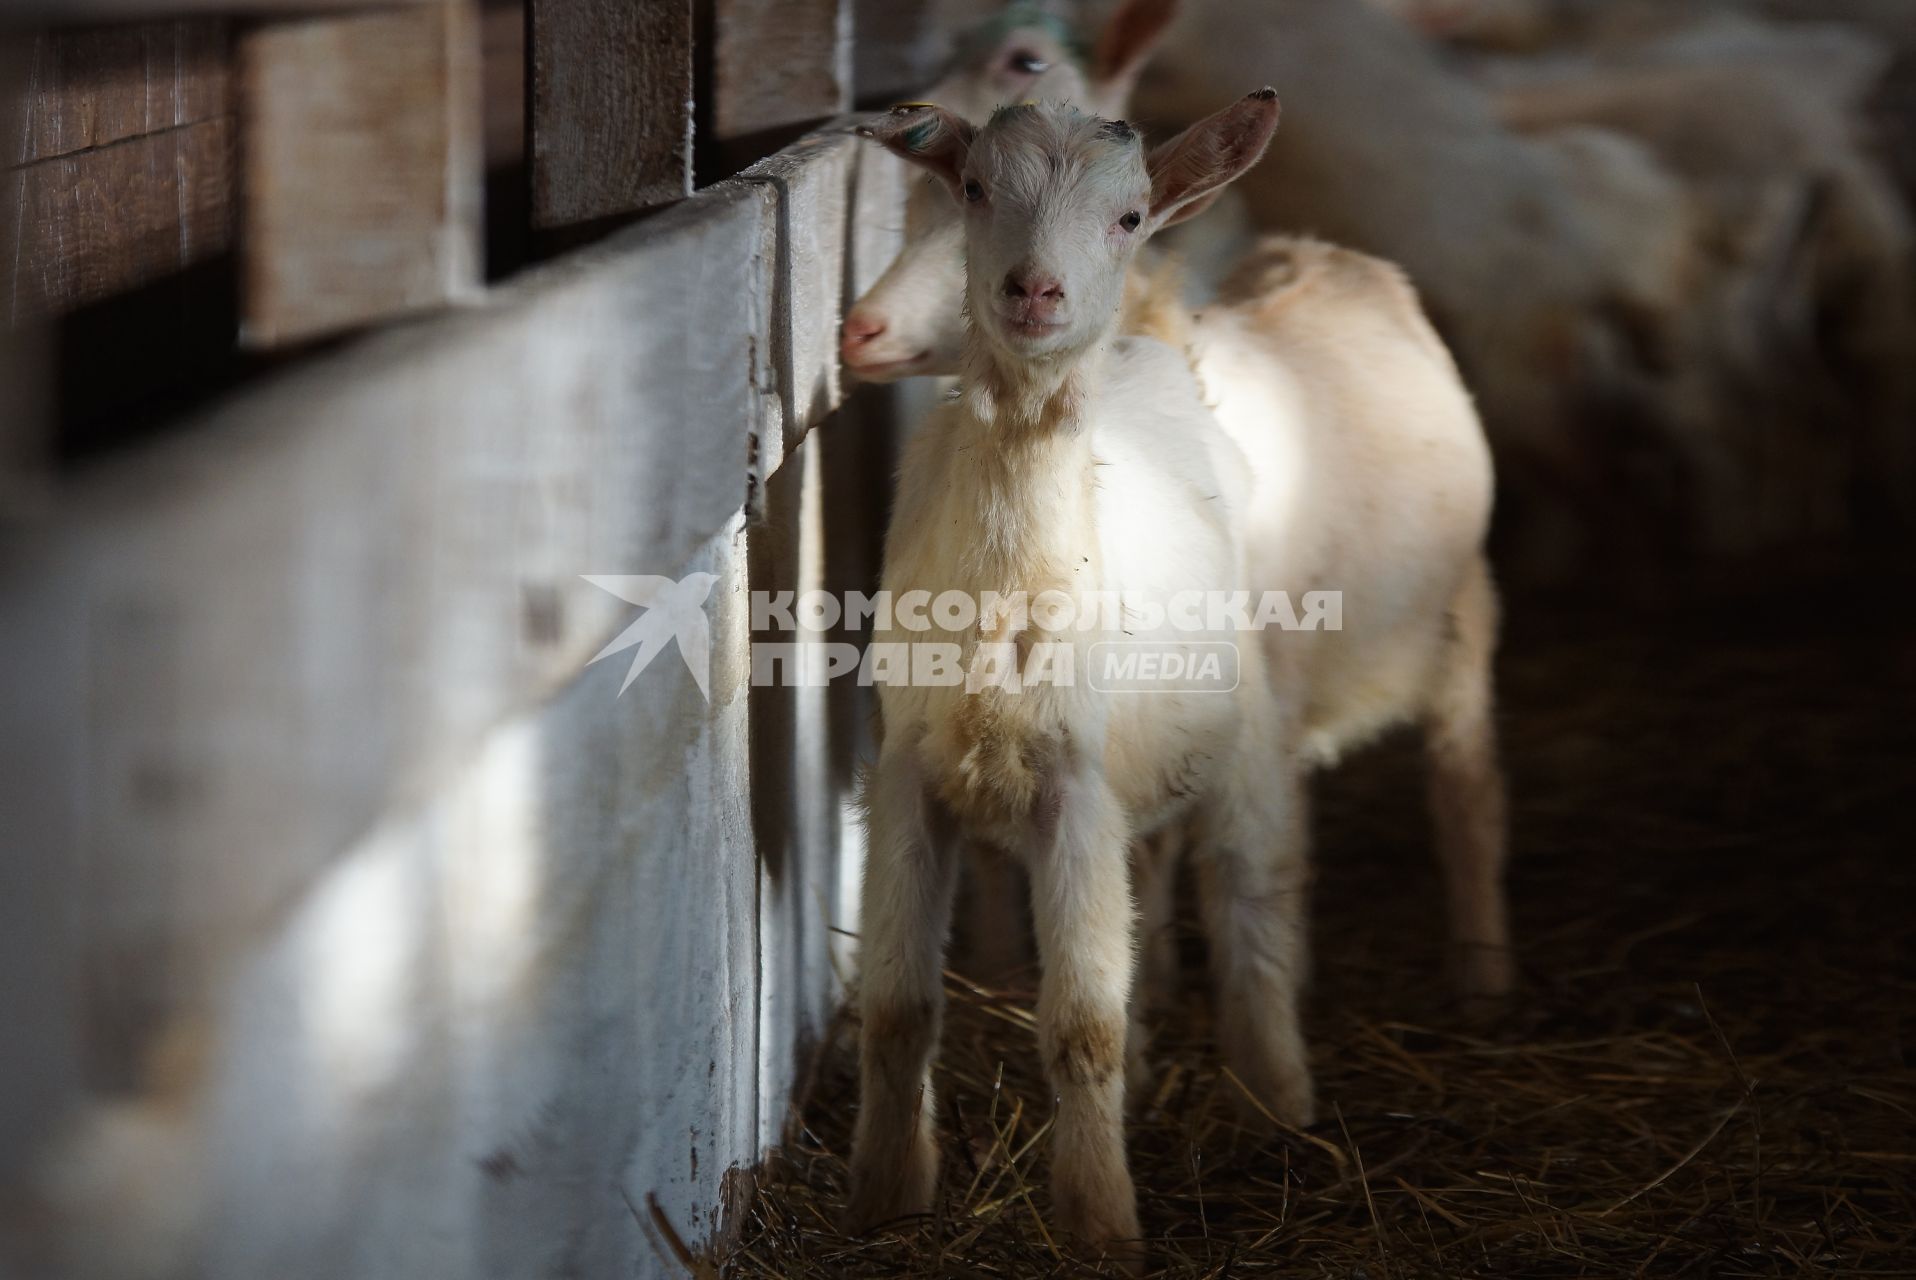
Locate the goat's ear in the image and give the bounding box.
[1146,87,1279,227]
[1091,0,1180,108]
[858,104,977,202]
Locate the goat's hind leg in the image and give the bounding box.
[1425,555,1513,1002]
[847,749,961,1231]
[1194,706,1315,1129]
[1126,825,1182,1105]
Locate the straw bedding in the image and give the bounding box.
[721,573,1916,1276]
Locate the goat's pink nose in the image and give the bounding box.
[842,310,887,349]
[1003,272,1064,302]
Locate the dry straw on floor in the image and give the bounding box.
[720,579,1916,1276]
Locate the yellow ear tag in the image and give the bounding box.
[889,101,939,113]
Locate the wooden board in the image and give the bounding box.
[4,20,234,332]
[734,129,857,474]
[479,0,524,170]
[1,36,48,508]
[0,179,781,1213]
[528,0,693,228]
[18,0,431,19]
[4,117,232,328]
[0,181,778,1045]
[713,0,850,141]
[11,21,229,167]
[238,3,482,346]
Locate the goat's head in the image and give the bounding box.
[859,89,1280,367]
[841,0,1183,380]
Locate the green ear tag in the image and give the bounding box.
[902,120,937,151]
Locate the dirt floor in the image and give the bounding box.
[724,570,1916,1277]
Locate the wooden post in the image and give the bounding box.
[712,0,850,144]
[528,0,694,229]
[238,1,482,346]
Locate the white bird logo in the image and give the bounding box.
[581,573,721,700]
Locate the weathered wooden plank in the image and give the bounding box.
[4,520,774,1275]
[0,118,905,1276]
[196,524,764,1279]
[4,116,232,327]
[529,0,693,228]
[17,27,147,164]
[0,41,51,514]
[12,21,230,167]
[713,0,850,142]
[734,127,856,475]
[748,428,833,1152]
[174,18,229,125]
[17,0,433,20]
[238,3,482,346]
[0,182,777,1066]
[5,431,880,1275]
[479,0,524,170]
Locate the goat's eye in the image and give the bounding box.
[963,179,985,203]
[1119,210,1143,233]
[1007,50,1050,74]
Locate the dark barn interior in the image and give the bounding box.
[2,0,1913,1276]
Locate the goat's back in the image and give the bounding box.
[1191,237,1495,759]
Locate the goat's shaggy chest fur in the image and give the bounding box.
[875,337,1248,852]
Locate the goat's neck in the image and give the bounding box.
[950,329,1112,584]
[960,322,1111,444]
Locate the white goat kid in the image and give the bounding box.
[847,92,1289,1258]
[842,17,1514,1007]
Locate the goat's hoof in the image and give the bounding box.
[1053,1161,1142,1270]
[1093,1239,1149,1276]
[1221,1038,1316,1134]
[1230,1069,1316,1135]
[843,1154,936,1235]
[842,1184,926,1236]
[1455,945,1516,1009]
[1059,1207,1145,1275]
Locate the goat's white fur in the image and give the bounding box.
[847,94,1298,1260]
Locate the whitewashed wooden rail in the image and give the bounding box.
[0,117,908,1277]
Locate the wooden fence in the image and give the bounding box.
[0,1,953,1274]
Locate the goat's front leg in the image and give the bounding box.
[1028,767,1142,1261]
[1193,704,1315,1129]
[847,748,959,1231]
